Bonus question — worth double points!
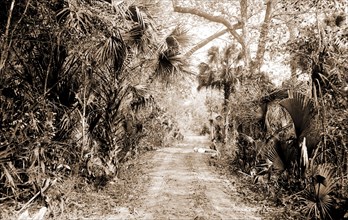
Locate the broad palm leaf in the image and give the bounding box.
[279,92,320,156]
[264,136,298,173]
[302,164,336,219]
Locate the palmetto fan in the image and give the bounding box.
[263,92,321,175]
[279,92,320,157]
[301,164,336,219]
[197,62,215,91]
[96,30,127,77]
[265,137,297,173]
[154,25,192,82]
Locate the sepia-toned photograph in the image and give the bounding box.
[0,0,347,219]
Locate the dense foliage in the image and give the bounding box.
[1,0,347,219]
[192,1,348,219]
[0,0,186,208]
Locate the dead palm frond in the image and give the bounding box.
[0,147,16,164]
[1,162,23,198]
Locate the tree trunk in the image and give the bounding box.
[223,84,231,142]
[286,22,297,78]
[184,29,228,58]
[0,0,16,72]
[252,0,273,73]
[239,0,251,68]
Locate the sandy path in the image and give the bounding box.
[106,135,261,220]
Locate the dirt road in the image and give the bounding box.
[106,135,262,220]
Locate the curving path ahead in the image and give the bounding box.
[106,135,262,220]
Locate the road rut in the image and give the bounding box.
[106,135,261,220]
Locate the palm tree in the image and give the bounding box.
[197,44,243,143]
[0,0,163,200]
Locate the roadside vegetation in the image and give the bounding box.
[1,0,347,219]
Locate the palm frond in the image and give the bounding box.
[263,137,298,173]
[112,0,129,16]
[301,164,336,219]
[197,63,215,91]
[207,46,220,64]
[127,5,145,28]
[125,24,157,54]
[312,163,336,195]
[127,25,145,45]
[198,62,210,75]
[279,92,316,138]
[168,25,191,48]
[266,140,285,172]
[129,85,154,111]
[154,52,190,83]
[222,43,238,61]
[96,31,127,75]
[221,66,239,85]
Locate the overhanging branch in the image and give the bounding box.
[184,29,228,57]
[172,3,243,47]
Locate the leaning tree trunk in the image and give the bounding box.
[184,29,228,58]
